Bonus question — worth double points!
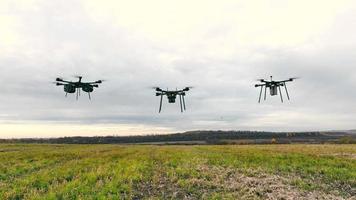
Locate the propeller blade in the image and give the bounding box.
[95,80,106,84]
[154,87,162,92]
[182,94,186,110]
[88,92,91,100]
[183,86,194,91]
[289,77,300,81]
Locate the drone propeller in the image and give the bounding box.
[152,87,162,92]
[255,84,265,87]
[52,82,65,86]
[183,86,193,91]
[289,77,300,81]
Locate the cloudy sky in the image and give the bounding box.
[1,0,356,138]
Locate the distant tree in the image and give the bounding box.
[271,138,277,144]
[339,136,355,144]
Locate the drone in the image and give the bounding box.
[54,76,103,100]
[255,76,298,103]
[153,87,192,113]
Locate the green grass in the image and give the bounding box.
[0,144,355,199]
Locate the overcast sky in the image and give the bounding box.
[1,0,356,138]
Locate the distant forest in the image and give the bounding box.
[1,130,355,144]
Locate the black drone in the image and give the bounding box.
[153,87,192,113]
[255,76,298,103]
[54,76,103,100]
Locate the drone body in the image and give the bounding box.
[255,76,297,103]
[154,87,192,112]
[54,76,103,100]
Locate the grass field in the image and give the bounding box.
[0,144,355,199]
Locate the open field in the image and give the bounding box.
[0,144,355,199]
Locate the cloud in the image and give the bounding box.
[0,0,356,137]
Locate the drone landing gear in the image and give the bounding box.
[278,86,283,103]
[159,95,163,113]
[257,85,267,103]
[76,88,79,100]
[284,84,290,100]
[179,95,183,112]
[182,95,186,110]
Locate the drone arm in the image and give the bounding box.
[56,79,72,84]
[257,79,268,83]
[86,81,102,84]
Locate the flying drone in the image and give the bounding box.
[255,76,298,103]
[153,87,192,113]
[54,76,103,100]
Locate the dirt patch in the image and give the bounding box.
[0,148,21,153]
[134,165,354,200]
[321,153,356,160]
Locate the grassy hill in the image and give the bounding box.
[1,130,355,144]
